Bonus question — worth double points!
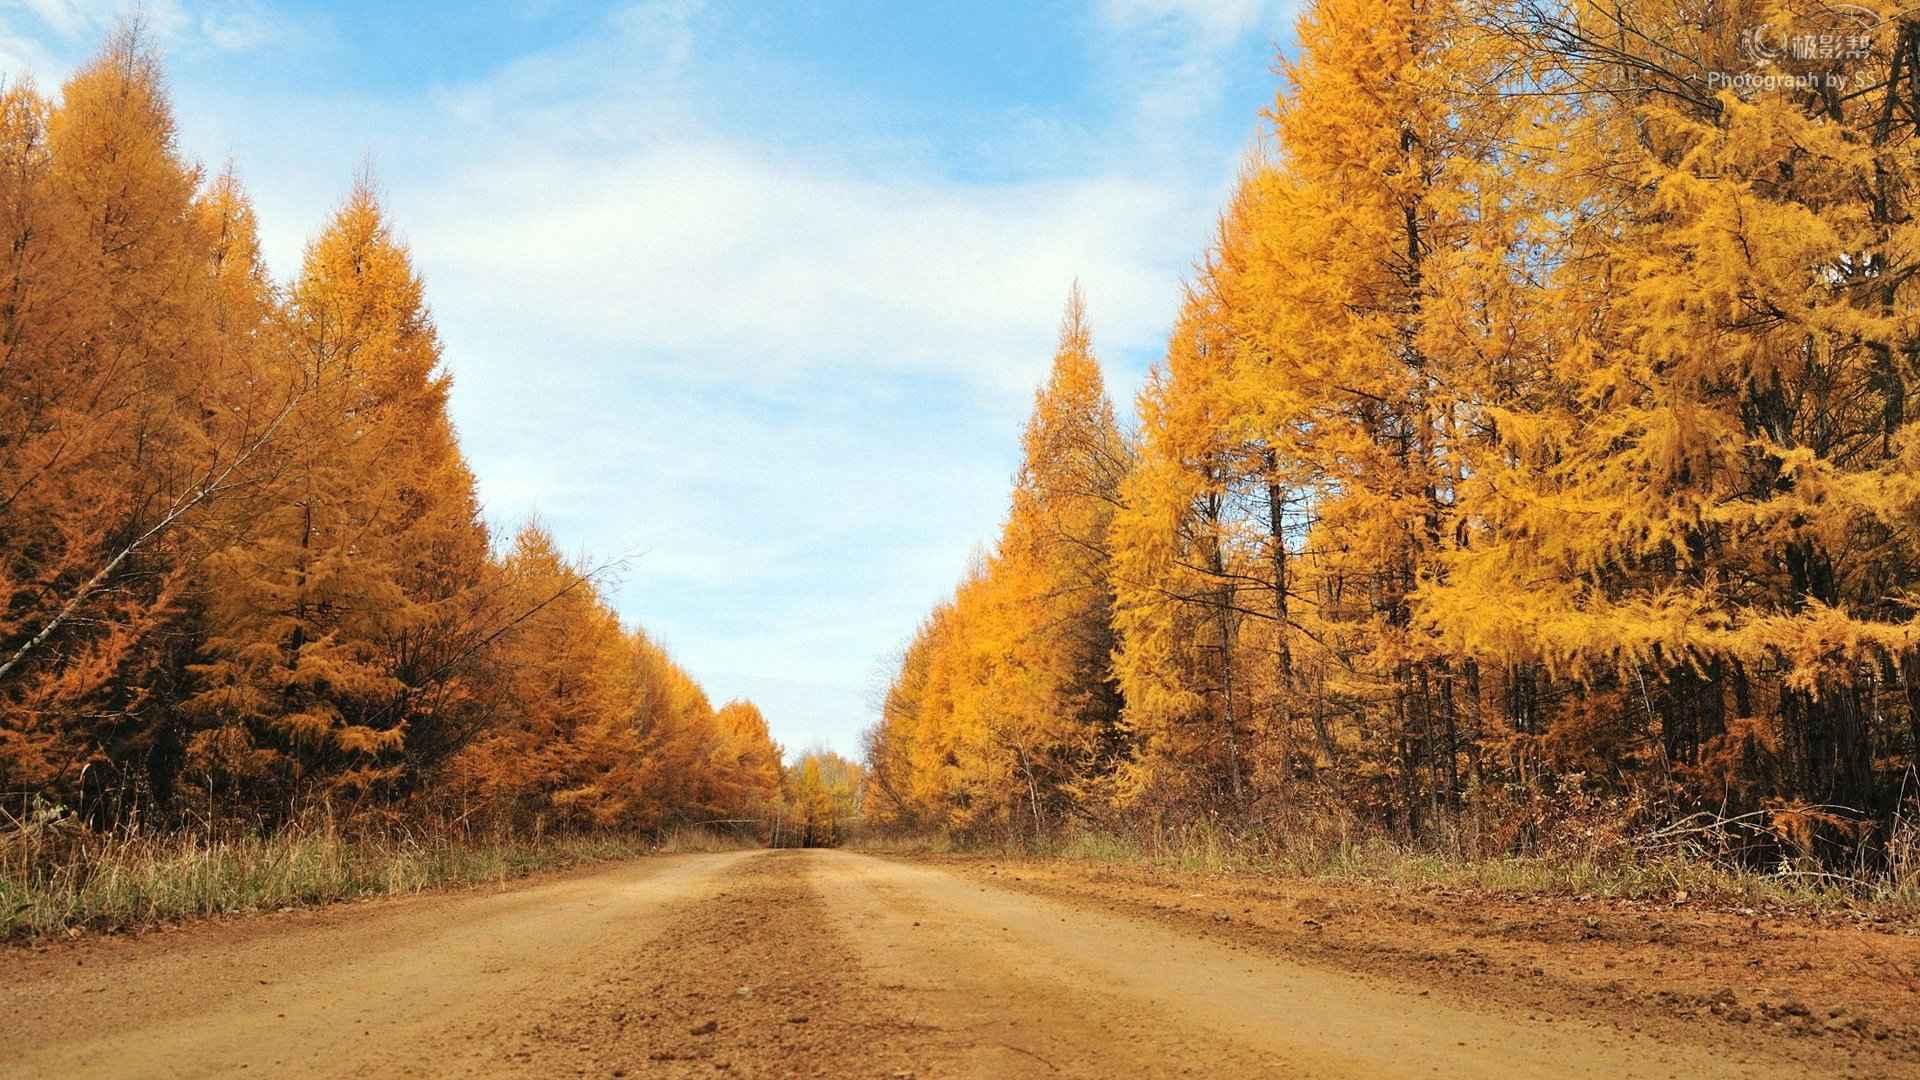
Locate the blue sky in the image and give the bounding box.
[0,0,1301,760]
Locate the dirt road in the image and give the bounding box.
[1,849,1907,1078]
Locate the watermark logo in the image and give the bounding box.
[1738,4,1881,63]
[1711,4,1885,93]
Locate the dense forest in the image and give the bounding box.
[0,30,816,837]
[866,0,1920,870]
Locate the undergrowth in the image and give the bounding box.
[0,806,751,940]
[857,807,1920,918]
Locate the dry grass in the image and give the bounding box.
[652,823,765,854]
[0,807,691,940]
[858,803,1920,918]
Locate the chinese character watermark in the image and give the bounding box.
[1709,4,1885,95]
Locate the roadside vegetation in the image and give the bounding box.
[1,807,660,940]
[2,743,866,940]
[857,800,1920,919]
[1,762,876,941]
[864,0,1920,914]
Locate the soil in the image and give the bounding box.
[919,853,1920,1077]
[2,848,1915,1078]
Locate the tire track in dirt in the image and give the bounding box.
[455,849,926,1078]
[806,850,1844,1079]
[809,851,1286,1077]
[924,854,1920,1076]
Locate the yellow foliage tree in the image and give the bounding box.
[867,290,1128,836]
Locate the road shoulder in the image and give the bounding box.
[882,851,1920,1077]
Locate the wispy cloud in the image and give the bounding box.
[0,22,61,76]
[1098,0,1276,41]
[198,0,278,50]
[2,0,289,56]
[1091,0,1299,137]
[4,0,113,38]
[414,144,1194,394]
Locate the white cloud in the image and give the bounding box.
[0,0,276,54]
[0,22,63,78]
[1092,0,1299,133]
[1098,0,1274,41]
[5,0,111,38]
[7,0,188,41]
[609,0,701,69]
[409,143,1196,396]
[698,671,871,762]
[198,0,276,50]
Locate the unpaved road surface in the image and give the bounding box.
[2,849,1910,1078]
